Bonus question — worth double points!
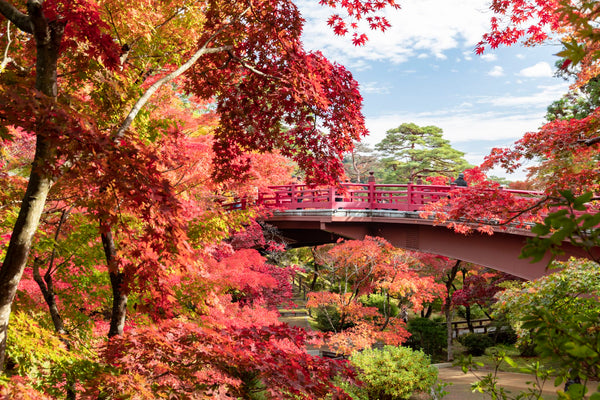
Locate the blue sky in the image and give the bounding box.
[297,0,569,179]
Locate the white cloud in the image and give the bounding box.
[297,0,494,64]
[359,82,392,94]
[478,83,569,107]
[361,109,549,179]
[488,66,504,77]
[481,54,497,62]
[363,110,546,145]
[518,62,554,78]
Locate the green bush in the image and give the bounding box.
[405,317,446,357]
[6,312,105,398]
[488,318,518,345]
[458,333,493,356]
[311,306,355,332]
[344,345,438,400]
[360,294,399,318]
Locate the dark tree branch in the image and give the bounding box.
[0,0,32,33]
[579,136,600,146]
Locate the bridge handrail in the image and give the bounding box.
[256,183,544,212]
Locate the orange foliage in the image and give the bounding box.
[307,237,446,353]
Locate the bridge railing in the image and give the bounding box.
[257,182,480,211]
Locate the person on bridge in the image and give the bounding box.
[453,172,468,187]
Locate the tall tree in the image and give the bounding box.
[306,237,445,354]
[375,123,471,183]
[0,0,400,370]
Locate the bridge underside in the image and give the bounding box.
[263,210,594,280]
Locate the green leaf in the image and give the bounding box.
[573,192,593,210]
[580,213,600,229]
[559,190,576,203]
[503,356,517,368]
[564,342,596,358]
[531,223,551,236]
[0,125,12,141]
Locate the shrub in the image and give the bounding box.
[344,345,438,400]
[489,318,518,345]
[6,312,105,398]
[458,333,493,356]
[312,306,355,332]
[405,317,446,357]
[360,293,399,318]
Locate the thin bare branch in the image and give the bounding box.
[0,21,12,70]
[113,6,252,141]
[497,195,551,226]
[579,135,600,146]
[227,50,281,80]
[112,41,231,141]
[103,4,122,46]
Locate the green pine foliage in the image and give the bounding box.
[374,123,471,184]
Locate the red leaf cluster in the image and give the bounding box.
[97,320,354,399]
[420,168,545,234]
[452,271,522,309]
[483,107,600,194]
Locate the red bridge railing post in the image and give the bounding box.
[406,183,413,211]
[290,184,297,209]
[328,187,335,209]
[368,172,376,209]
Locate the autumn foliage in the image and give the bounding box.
[0,0,415,397]
[3,0,600,397]
[307,237,446,353]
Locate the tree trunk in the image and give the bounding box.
[32,259,76,400]
[421,304,433,319]
[465,305,474,333]
[0,145,54,371]
[0,3,64,371]
[108,271,127,338]
[444,260,461,362]
[445,304,455,362]
[101,229,127,337]
[32,258,66,335]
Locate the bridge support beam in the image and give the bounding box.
[263,210,596,280]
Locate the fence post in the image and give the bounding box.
[406,183,413,211]
[257,191,263,206]
[368,171,376,209]
[290,184,297,208]
[329,187,335,209]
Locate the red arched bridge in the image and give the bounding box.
[242,179,598,280]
